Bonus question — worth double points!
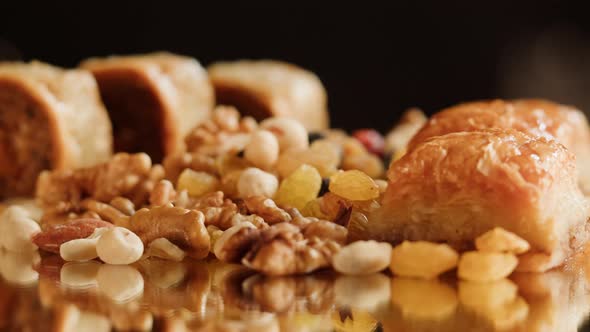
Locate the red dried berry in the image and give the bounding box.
[352,129,385,156]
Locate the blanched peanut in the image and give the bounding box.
[459,279,518,312]
[1,198,43,221]
[60,261,102,289]
[475,227,530,254]
[374,179,388,194]
[458,251,518,282]
[146,238,186,262]
[237,167,279,198]
[97,264,144,302]
[334,273,391,311]
[207,225,224,253]
[391,278,458,320]
[245,130,280,169]
[60,228,109,262]
[260,117,309,151]
[0,250,40,285]
[332,240,392,275]
[96,227,144,265]
[390,241,459,279]
[0,206,40,252]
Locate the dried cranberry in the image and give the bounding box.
[352,129,385,156]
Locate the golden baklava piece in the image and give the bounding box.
[0,61,112,198]
[367,129,589,272]
[408,99,590,193]
[81,52,214,162]
[208,60,329,131]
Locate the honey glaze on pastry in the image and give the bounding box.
[0,61,112,198]
[368,129,589,272]
[407,99,590,193]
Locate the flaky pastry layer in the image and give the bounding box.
[408,99,590,193]
[369,129,589,272]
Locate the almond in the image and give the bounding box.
[32,219,113,253]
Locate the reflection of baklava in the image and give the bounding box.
[208,60,329,131]
[407,99,590,193]
[81,53,214,162]
[368,129,589,272]
[0,61,112,198]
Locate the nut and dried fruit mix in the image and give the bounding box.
[0,103,540,284]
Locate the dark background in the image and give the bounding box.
[2,2,590,132]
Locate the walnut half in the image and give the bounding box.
[242,223,342,276]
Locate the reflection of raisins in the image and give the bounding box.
[307,131,325,144]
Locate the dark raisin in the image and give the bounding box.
[307,131,325,144]
[236,149,245,158]
[318,178,330,197]
[382,152,393,169]
[373,322,384,332]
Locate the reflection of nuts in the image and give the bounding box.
[391,278,458,320]
[60,261,102,289]
[475,228,530,254]
[390,241,458,279]
[459,278,528,329]
[130,206,210,259]
[214,223,260,262]
[97,264,144,303]
[334,273,391,311]
[138,258,188,289]
[0,249,40,285]
[332,241,391,275]
[247,275,297,312]
[487,297,529,330]
[72,311,112,332]
[458,251,518,282]
[96,227,144,265]
[0,206,41,252]
[459,279,518,312]
[109,305,154,332]
[146,238,186,262]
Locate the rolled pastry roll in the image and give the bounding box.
[80,52,214,162]
[367,129,589,272]
[208,60,328,131]
[0,61,112,198]
[407,99,590,193]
